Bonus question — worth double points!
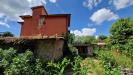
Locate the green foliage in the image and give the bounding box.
[109,18,133,60]
[0,48,16,69]
[71,56,88,75]
[83,58,105,75]
[47,58,70,75]
[98,35,107,41]
[68,33,75,44]
[97,50,120,75]
[74,36,97,44]
[109,18,133,51]
[46,56,89,75]
[0,48,45,75]
[0,48,89,75]
[95,48,133,75]
[99,51,120,75]
[1,32,14,37]
[68,44,78,55]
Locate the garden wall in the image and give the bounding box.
[35,39,64,61]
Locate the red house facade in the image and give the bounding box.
[19,6,70,37]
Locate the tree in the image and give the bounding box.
[109,18,133,51]
[98,35,107,41]
[68,33,75,44]
[74,36,97,44]
[2,32,14,37]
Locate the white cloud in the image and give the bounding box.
[0,15,10,28]
[0,0,57,28]
[90,8,119,24]
[83,0,101,9]
[0,0,48,21]
[0,21,10,28]
[71,28,96,36]
[30,0,47,7]
[49,0,57,3]
[0,0,32,21]
[110,0,133,10]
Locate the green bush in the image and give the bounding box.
[47,58,70,75]
[0,48,45,75]
[71,56,88,75]
[96,48,133,75]
[0,48,90,75]
[109,18,133,58]
[97,49,121,75]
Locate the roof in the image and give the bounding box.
[74,43,93,47]
[42,14,71,16]
[97,42,106,45]
[17,22,24,24]
[20,15,32,19]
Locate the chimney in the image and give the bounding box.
[31,5,48,17]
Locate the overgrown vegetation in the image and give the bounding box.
[0,48,89,75]
[0,48,45,75]
[109,18,133,59]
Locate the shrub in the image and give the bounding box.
[0,48,45,75]
[71,55,88,75]
[47,58,70,75]
[97,49,121,75]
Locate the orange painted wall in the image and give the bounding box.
[20,18,32,36]
[39,16,68,36]
[20,6,69,37]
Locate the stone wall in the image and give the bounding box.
[35,39,64,61]
[0,37,65,62]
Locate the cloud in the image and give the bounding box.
[0,0,32,22]
[71,28,96,36]
[0,21,10,28]
[49,0,57,3]
[29,0,47,7]
[110,0,133,10]
[83,0,101,9]
[0,0,48,21]
[0,0,57,28]
[90,8,119,24]
[0,14,10,28]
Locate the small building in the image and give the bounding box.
[74,42,106,57]
[74,43,93,57]
[17,5,71,61]
[19,6,70,37]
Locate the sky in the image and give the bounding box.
[0,0,133,37]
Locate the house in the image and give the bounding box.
[17,5,71,61]
[18,6,70,37]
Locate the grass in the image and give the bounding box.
[80,49,133,75]
[112,50,133,68]
[81,58,105,75]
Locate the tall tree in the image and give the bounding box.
[109,18,133,51]
[98,35,107,41]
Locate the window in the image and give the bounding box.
[39,17,45,27]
